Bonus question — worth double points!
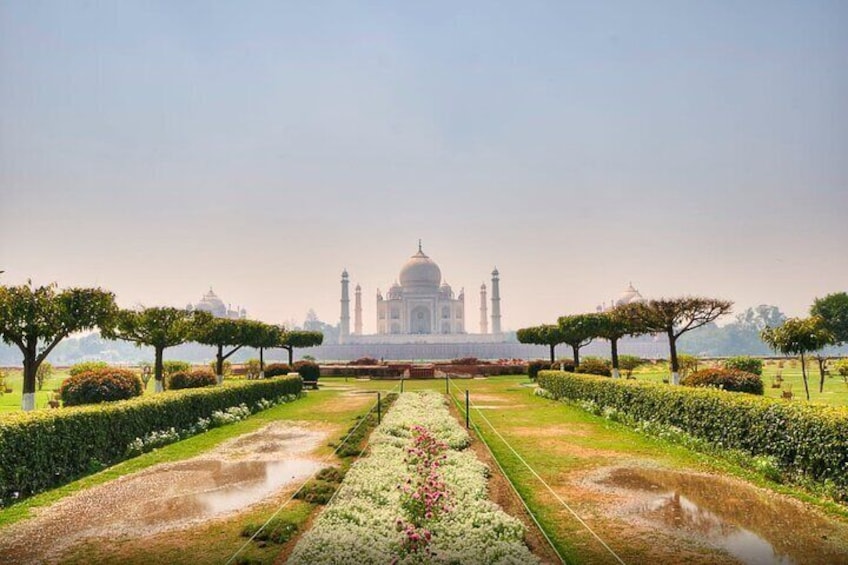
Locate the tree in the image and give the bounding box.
[279,330,323,366]
[592,308,647,378]
[810,292,848,345]
[195,319,270,384]
[36,361,53,391]
[102,307,212,392]
[516,325,565,363]
[624,297,733,385]
[557,314,603,367]
[253,324,285,377]
[0,282,117,410]
[761,316,835,400]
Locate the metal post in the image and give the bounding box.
[465,389,470,429]
[377,392,381,424]
[401,375,404,393]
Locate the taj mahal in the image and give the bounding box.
[337,242,506,345]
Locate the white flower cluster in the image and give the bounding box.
[288,392,538,564]
[124,394,299,457]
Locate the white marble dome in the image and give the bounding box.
[615,283,643,306]
[399,248,441,288]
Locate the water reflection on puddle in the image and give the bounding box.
[140,458,322,526]
[597,467,848,565]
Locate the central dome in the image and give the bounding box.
[399,248,441,288]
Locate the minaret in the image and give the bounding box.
[479,283,488,334]
[491,268,502,335]
[340,269,350,344]
[354,284,363,336]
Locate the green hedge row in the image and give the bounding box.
[0,376,303,505]
[537,371,848,488]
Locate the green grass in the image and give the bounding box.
[0,386,376,529]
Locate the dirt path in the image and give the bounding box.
[0,422,329,564]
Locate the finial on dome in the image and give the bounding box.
[418,239,422,253]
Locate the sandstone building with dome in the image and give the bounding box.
[337,243,504,345]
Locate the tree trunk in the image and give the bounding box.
[668,330,680,385]
[260,347,265,379]
[800,353,810,401]
[22,355,38,411]
[817,357,826,393]
[287,346,293,367]
[154,346,164,393]
[216,344,224,385]
[549,344,555,364]
[611,338,620,379]
[572,346,580,367]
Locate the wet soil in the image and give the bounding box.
[0,423,327,564]
[586,465,848,565]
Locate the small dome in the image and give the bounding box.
[399,248,441,288]
[615,283,643,306]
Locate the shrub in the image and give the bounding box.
[244,359,261,380]
[618,355,644,378]
[349,357,380,366]
[0,376,303,504]
[68,361,109,377]
[831,359,848,379]
[36,361,53,391]
[294,360,320,382]
[60,368,144,406]
[209,359,233,377]
[162,360,191,377]
[575,357,612,377]
[169,370,217,390]
[723,356,763,376]
[553,359,576,372]
[537,371,848,495]
[264,363,292,378]
[675,354,700,378]
[527,360,551,381]
[682,368,764,395]
[451,357,482,365]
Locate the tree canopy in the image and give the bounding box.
[810,292,848,345]
[279,330,323,365]
[516,324,565,363]
[0,282,117,409]
[761,316,835,400]
[592,307,647,376]
[623,297,733,383]
[102,307,212,391]
[556,314,604,366]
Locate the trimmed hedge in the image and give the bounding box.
[169,369,217,390]
[60,368,144,406]
[264,363,292,378]
[538,371,848,492]
[294,360,320,382]
[682,368,764,395]
[0,376,302,505]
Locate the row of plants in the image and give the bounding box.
[289,392,537,564]
[537,371,848,499]
[0,375,303,506]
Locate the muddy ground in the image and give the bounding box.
[0,422,328,564]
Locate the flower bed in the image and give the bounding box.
[289,391,537,564]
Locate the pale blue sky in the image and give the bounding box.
[1,1,846,331]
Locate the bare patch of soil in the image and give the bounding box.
[0,423,328,564]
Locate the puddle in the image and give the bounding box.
[592,467,848,565]
[138,458,322,526]
[0,423,328,564]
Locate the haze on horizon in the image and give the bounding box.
[1,1,846,334]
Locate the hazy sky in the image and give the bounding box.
[1,1,846,333]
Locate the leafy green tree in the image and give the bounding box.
[618,355,644,378]
[557,314,604,367]
[279,330,323,366]
[103,307,212,392]
[253,324,285,377]
[516,324,565,363]
[761,316,835,400]
[35,361,53,391]
[195,318,271,384]
[0,282,117,410]
[623,297,733,384]
[592,308,647,378]
[810,292,848,345]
